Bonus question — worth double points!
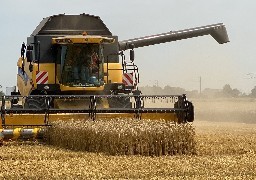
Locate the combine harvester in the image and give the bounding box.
[0,14,229,141]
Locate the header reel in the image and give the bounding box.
[1,94,194,128]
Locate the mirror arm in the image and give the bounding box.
[37,41,40,71]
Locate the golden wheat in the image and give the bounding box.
[1,99,256,179]
[0,120,255,179]
[46,119,196,156]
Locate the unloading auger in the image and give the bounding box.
[119,23,229,50]
[0,14,229,141]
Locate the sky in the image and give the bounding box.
[0,0,256,94]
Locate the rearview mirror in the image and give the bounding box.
[26,50,33,62]
[130,49,134,62]
[27,45,33,51]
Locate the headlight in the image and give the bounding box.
[44,85,50,90]
[117,85,123,90]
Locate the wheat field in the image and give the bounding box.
[0,99,256,179]
[46,119,196,156]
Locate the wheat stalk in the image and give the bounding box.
[46,118,196,156]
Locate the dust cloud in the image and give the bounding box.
[192,98,256,124]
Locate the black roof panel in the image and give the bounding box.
[31,14,112,36]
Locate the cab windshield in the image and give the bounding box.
[58,44,104,87]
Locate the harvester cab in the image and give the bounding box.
[51,35,114,87]
[1,14,229,141]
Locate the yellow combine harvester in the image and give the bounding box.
[0,14,229,141]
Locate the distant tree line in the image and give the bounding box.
[139,84,256,98]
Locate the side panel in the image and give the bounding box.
[104,63,123,83]
[32,63,56,89]
[17,58,33,96]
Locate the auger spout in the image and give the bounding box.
[118,23,229,51]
